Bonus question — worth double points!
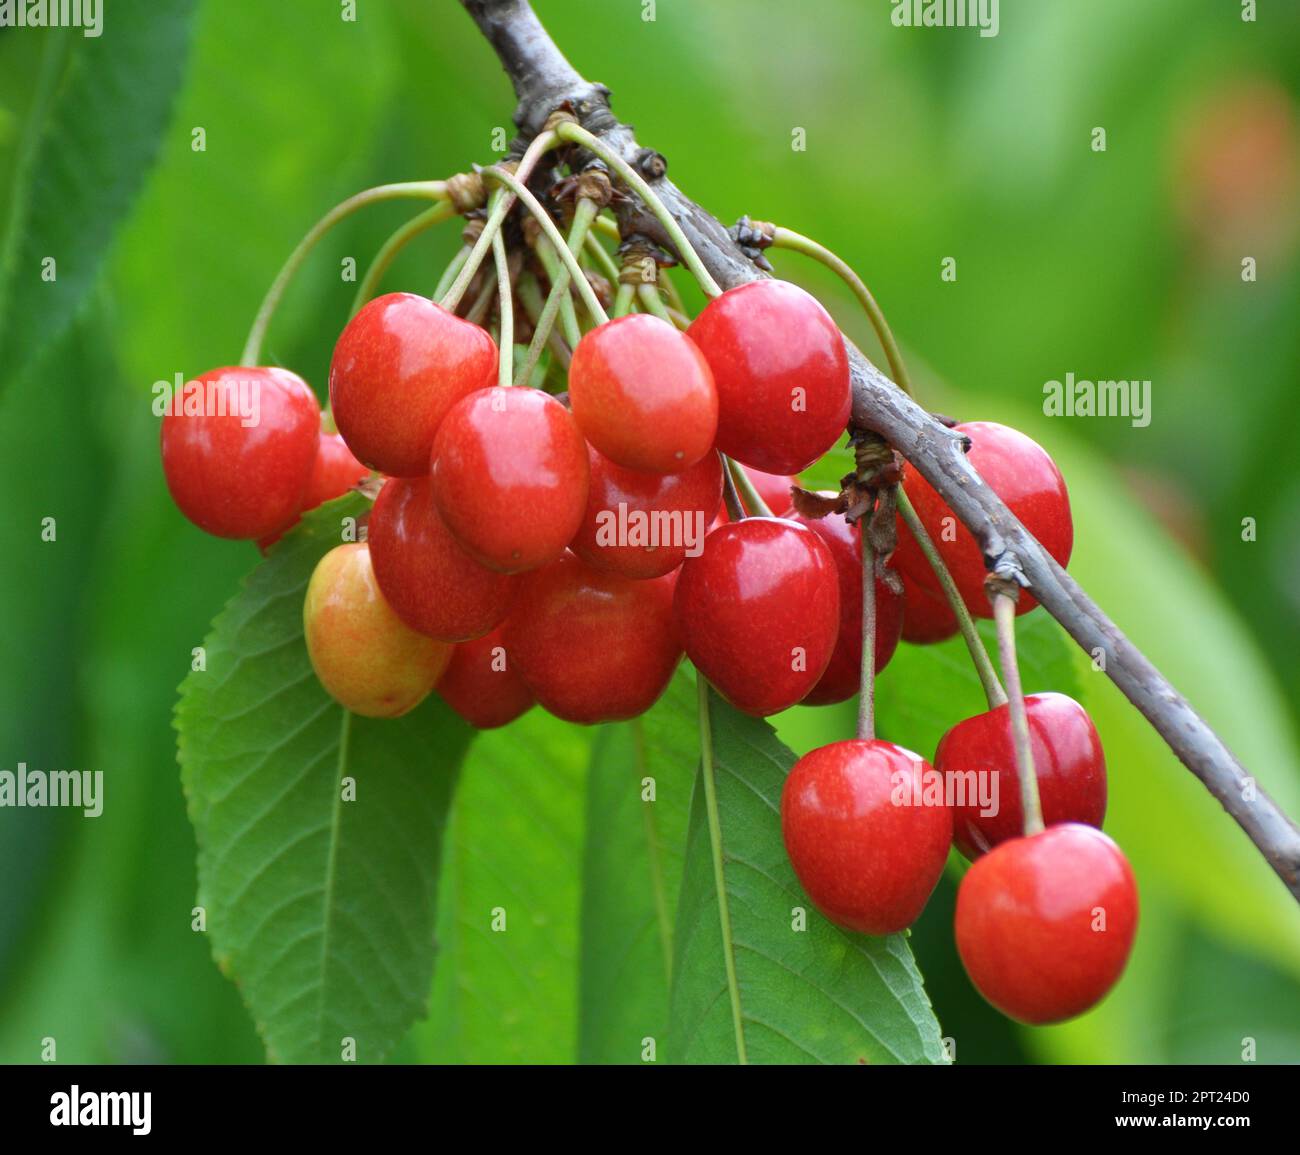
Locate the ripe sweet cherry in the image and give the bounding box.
[674,517,840,716]
[899,569,959,644]
[259,430,370,550]
[955,823,1138,1023]
[304,542,452,717]
[687,280,851,475]
[569,313,718,473]
[436,626,534,730]
[161,365,320,540]
[432,386,589,574]
[936,692,1107,859]
[570,447,723,579]
[782,739,952,934]
[503,553,681,724]
[329,292,497,477]
[368,476,517,641]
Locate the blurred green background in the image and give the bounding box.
[1,0,1298,1064]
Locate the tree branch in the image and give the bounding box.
[458,0,1300,901]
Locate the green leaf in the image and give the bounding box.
[0,2,198,382]
[669,687,948,1064]
[415,709,590,1063]
[578,669,697,1063]
[176,496,473,1063]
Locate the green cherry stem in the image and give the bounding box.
[537,197,600,327]
[583,231,622,283]
[896,487,1007,708]
[727,457,774,517]
[612,281,637,318]
[991,588,1045,836]
[592,213,621,244]
[636,281,674,323]
[857,523,877,742]
[660,267,688,316]
[492,228,514,387]
[554,122,723,298]
[241,180,447,366]
[720,459,745,522]
[534,237,583,347]
[515,273,570,377]
[432,243,472,303]
[350,200,456,317]
[518,203,594,383]
[482,163,610,324]
[696,673,749,1064]
[769,226,913,397]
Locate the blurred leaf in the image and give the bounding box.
[0,2,197,382]
[414,708,590,1063]
[176,496,472,1063]
[669,687,947,1064]
[578,668,696,1063]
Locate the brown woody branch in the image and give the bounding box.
[458,0,1300,901]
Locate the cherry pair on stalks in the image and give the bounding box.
[789,502,903,705]
[936,691,1107,859]
[504,553,680,724]
[329,292,497,477]
[688,280,851,475]
[436,626,534,730]
[675,517,840,716]
[894,421,1073,621]
[569,313,718,474]
[571,447,723,579]
[781,740,952,934]
[304,542,452,718]
[432,386,589,574]
[161,365,321,540]
[956,823,1138,1024]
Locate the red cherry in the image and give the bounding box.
[781,739,952,934]
[570,447,723,579]
[432,386,589,574]
[955,823,1138,1024]
[503,553,681,724]
[569,314,718,473]
[304,542,452,718]
[674,517,839,716]
[259,430,371,550]
[899,569,959,644]
[368,476,517,641]
[687,280,850,474]
[436,626,534,729]
[329,293,496,477]
[893,422,1073,617]
[936,692,1107,860]
[161,365,320,539]
[789,505,903,705]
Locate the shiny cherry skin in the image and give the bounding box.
[436,626,534,730]
[503,553,681,724]
[781,739,953,934]
[789,505,903,705]
[674,517,839,716]
[570,447,723,579]
[899,569,959,644]
[687,280,850,475]
[304,542,452,718]
[329,293,497,477]
[259,430,370,550]
[432,386,589,574]
[368,476,517,641]
[937,692,1107,860]
[569,314,718,474]
[161,365,320,539]
[955,823,1138,1024]
[893,422,1073,617]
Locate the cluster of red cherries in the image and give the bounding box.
[161,273,1137,1027]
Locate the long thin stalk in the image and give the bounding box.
[350,200,455,317]
[492,229,513,386]
[857,527,877,742]
[726,458,773,518]
[992,591,1045,836]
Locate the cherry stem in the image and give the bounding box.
[769,227,913,398]
[492,228,514,387]
[636,281,674,323]
[555,122,723,298]
[695,672,749,1064]
[592,213,621,243]
[726,458,774,517]
[857,522,877,742]
[432,243,472,302]
[483,163,610,325]
[720,457,745,521]
[350,200,455,318]
[660,267,687,316]
[584,231,622,283]
[515,273,570,376]
[992,590,1045,836]
[533,237,583,347]
[518,198,600,383]
[896,487,1007,709]
[612,281,637,318]
[240,180,446,366]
